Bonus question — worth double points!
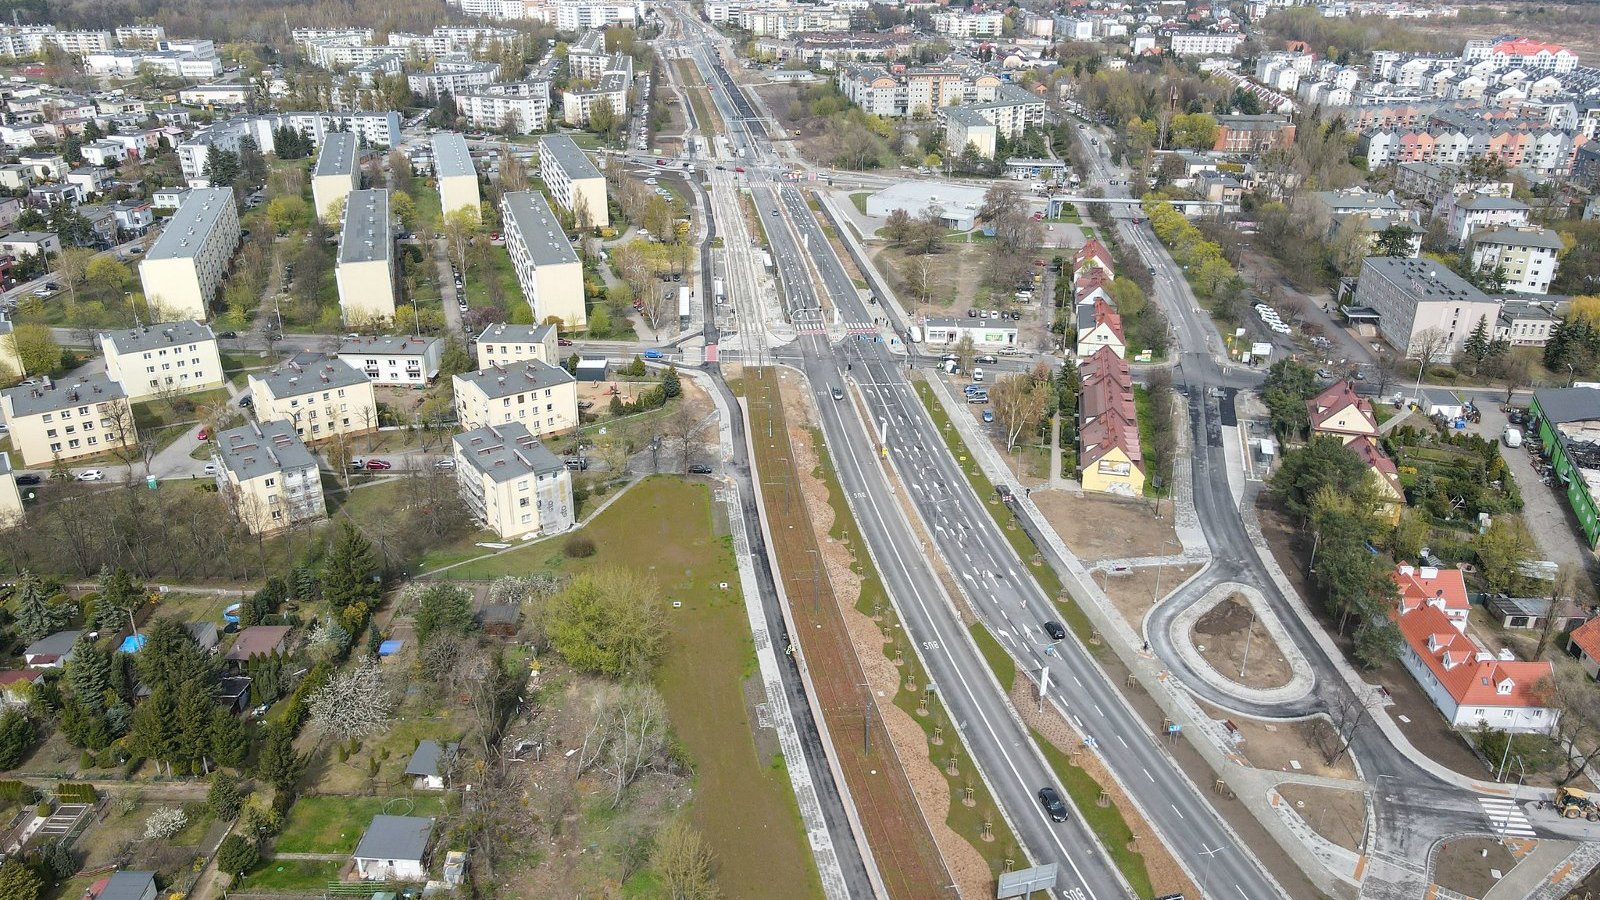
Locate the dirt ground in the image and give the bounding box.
[1434,836,1518,898]
[868,242,988,315]
[1275,783,1367,853]
[1198,700,1359,780]
[1192,595,1294,691]
[1099,564,1202,636]
[1034,490,1180,562]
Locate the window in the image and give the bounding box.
[265,477,276,487]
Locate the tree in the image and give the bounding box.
[953,333,976,375]
[1260,359,1318,439]
[1313,691,1377,767]
[1533,670,1600,786]
[12,324,62,376]
[256,725,304,790]
[84,255,132,298]
[237,134,266,187]
[210,707,249,768]
[307,657,393,741]
[96,566,145,633]
[576,683,671,808]
[661,366,682,400]
[546,569,667,680]
[653,819,719,900]
[1374,224,1415,258]
[1475,516,1535,593]
[143,806,187,840]
[202,146,240,186]
[442,208,479,269]
[265,195,308,235]
[1412,326,1452,367]
[1272,437,1371,520]
[989,373,1049,452]
[321,523,380,611]
[216,833,259,876]
[54,247,94,301]
[1460,315,1492,375]
[665,398,711,474]
[0,859,41,900]
[0,710,34,769]
[207,772,244,821]
[13,573,69,643]
[414,583,476,644]
[65,634,111,711]
[391,191,418,232]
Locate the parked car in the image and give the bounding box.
[971,367,984,383]
[15,474,41,485]
[558,338,574,347]
[434,458,456,470]
[238,396,253,408]
[1038,787,1069,822]
[981,408,994,423]
[975,354,997,365]
[216,331,237,339]
[364,459,392,471]
[77,469,105,481]
[688,463,713,474]
[203,462,219,475]
[197,428,210,441]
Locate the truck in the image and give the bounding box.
[761,251,773,271]
[713,277,724,298]
[678,286,692,328]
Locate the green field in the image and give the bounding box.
[272,794,444,855]
[234,859,342,891]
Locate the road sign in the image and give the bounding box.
[997,864,1057,899]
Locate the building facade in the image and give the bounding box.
[335,189,396,325]
[99,320,224,402]
[213,419,327,535]
[539,135,609,229]
[247,352,378,443]
[136,187,240,321]
[476,322,558,369]
[312,132,360,223]
[0,373,135,467]
[1350,256,1497,359]
[336,335,443,386]
[452,422,575,539]
[502,190,585,328]
[432,132,480,217]
[452,359,578,435]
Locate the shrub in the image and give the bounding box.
[564,535,596,558]
[215,834,259,875]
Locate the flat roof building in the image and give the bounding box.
[99,320,224,402]
[1351,256,1496,360]
[476,322,558,370]
[540,135,609,229]
[137,187,240,321]
[432,132,480,217]
[213,418,327,535]
[336,334,443,386]
[452,422,574,540]
[452,358,578,435]
[0,373,136,467]
[247,352,378,443]
[312,132,359,223]
[335,189,396,326]
[502,190,585,328]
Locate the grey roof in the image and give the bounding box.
[1359,256,1486,302]
[477,322,556,344]
[976,83,1044,108]
[0,451,11,477]
[185,621,219,647]
[353,814,434,862]
[1534,387,1600,425]
[144,187,234,261]
[1314,189,1402,212]
[0,231,55,244]
[337,334,440,357]
[2,372,126,418]
[252,351,369,400]
[404,740,458,778]
[1472,226,1563,250]
[502,191,579,268]
[215,419,317,481]
[1422,388,1461,405]
[539,134,601,182]
[432,132,474,179]
[1497,300,1557,322]
[100,320,216,356]
[1458,194,1529,211]
[24,630,81,659]
[1004,157,1064,167]
[338,189,391,265]
[98,871,157,900]
[455,358,574,400]
[453,422,565,483]
[313,132,358,179]
[945,105,993,128]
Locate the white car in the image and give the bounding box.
[77,469,105,481]
[1272,324,1292,334]
[203,463,219,475]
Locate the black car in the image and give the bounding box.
[15,474,41,486]
[688,463,713,474]
[1042,621,1066,641]
[238,396,253,408]
[217,331,237,339]
[1038,787,1068,822]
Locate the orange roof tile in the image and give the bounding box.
[1393,602,1554,708]
[1393,563,1469,616]
[1569,617,1600,662]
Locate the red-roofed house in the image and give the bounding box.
[1075,297,1125,358]
[0,670,42,708]
[1079,411,1145,496]
[1075,267,1113,306]
[1348,436,1404,524]
[1393,601,1558,734]
[1074,238,1113,279]
[1569,617,1600,681]
[1307,381,1377,443]
[1394,562,1470,632]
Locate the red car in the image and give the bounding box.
[734,166,745,173]
[557,338,574,347]
[196,428,210,440]
[365,459,392,471]
[656,158,667,165]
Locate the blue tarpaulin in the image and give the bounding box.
[118,634,147,654]
[378,640,403,657]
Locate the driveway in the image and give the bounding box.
[1468,400,1596,584]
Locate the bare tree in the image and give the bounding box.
[989,373,1049,452]
[652,819,719,900]
[307,658,393,741]
[1411,326,1453,369]
[1314,690,1377,767]
[953,333,976,375]
[665,398,713,474]
[1536,565,1578,659]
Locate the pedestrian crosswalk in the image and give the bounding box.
[795,323,827,335]
[1478,796,1536,838]
[845,322,876,335]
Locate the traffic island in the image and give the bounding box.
[1172,582,1315,705]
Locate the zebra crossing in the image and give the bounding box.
[845,322,876,335]
[1478,796,1536,838]
[795,323,827,335]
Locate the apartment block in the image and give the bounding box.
[502,190,585,328]
[0,319,22,381]
[433,132,481,218]
[452,359,578,435]
[455,85,551,134]
[1468,226,1562,294]
[176,111,401,184]
[99,320,224,402]
[408,56,502,100]
[1169,31,1245,56]
[563,69,630,127]
[540,135,609,229]
[945,106,997,159]
[932,10,1004,37]
[452,422,574,540]
[337,335,443,386]
[0,26,112,57]
[554,1,639,30]
[0,373,136,467]
[1350,256,1497,359]
[567,30,608,81]
[247,352,378,443]
[335,189,396,326]
[136,187,240,321]
[476,323,559,370]
[312,132,360,223]
[213,419,327,535]
[0,452,21,529]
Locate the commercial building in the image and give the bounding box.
[1348,256,1496,359]
[1530,388,1600,549]
[864,181,987,231]
[312,133,360,224]
[1495,299,1560,346]
[136,187,240,321]
[922,316,1019,349]
[212,419,327,535]
[0,373,136,467]
[1467,225,1561,294]
[476,322,558,369]
[177,83,250,106]
[452,422,575,540]
[432,132,480,217]
[247,352,378,444]
[539,135,609,229]
[99,320,224,402]
[335,189,396,326]
[452,359,578,435]
[336,335,443,386]
[502,190,585,328]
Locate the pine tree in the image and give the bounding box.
[127,688,181,770]
[367,623,382,659]
[136,618,214,694]
[1462,315,1491,374]
[257,725,303,790]
[207,772,244,820]
[210,710,249,770]
[97,568,145,633]
[321,523,380,612]
[660,365,681,399]
[0,858,41,900]
[0,710,35,769]
[13,573,68,644]
[176,687,214,769]
[64,636,110,712]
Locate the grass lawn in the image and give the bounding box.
[235,859,342,892]
[464,244,524,315]
[850,192,869,214]
[1131,386,1167,498]
[143,589,235,626]
[413,179,444,232]
[304,713,465,795]
[132,388,231,431]
[274,794,444,855]
[969,623,1015,688]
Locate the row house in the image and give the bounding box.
[1076,346,1144,497]
[1360,127,1585,178]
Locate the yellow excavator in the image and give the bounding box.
[1546,787,1600,821]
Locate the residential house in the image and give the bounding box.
[452,422,575,540]
[453,360,578,435]
[1442,193,1531,246]
[1348,435,1405,523]
[1568,616,1600,680]
[0,452,21,529]
[1467,226,1562,295]
[335,189,395,325]
[224,625,291,666]
[94,870,158,900]
[99,320,224,402]
[352,815,435,881]
[1075,297,1126,358]
[24,630,81,668]
[0,670,41,707]
[1393,600,1558,733]
[475,322,558,370]
[1306,380,1378,443]
[336,335,442,386]
[247,352,378,443]
[0,373,136,467]
[1394,562,1471,632]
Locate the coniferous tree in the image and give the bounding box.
[321,523,380,612]
[13,574,68,644]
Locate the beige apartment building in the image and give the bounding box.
[213,418,327,535]
[99,320,224,402]
[452,421,574,540]
[247,352,378,444]
[433,132,480,217]
[540,135,608,229]
[312,132,359,223]
[335,189,396,325]
[452,359,577,435]
[0,319,22,381]
[0,452,22,529]
[0,373,136,467]
[475,322,558,370]
[137,187,240,321]
[502,190,585,328]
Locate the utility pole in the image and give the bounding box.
[1239,606,1255,679]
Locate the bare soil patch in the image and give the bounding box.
[1192,595,1294,691]
[1197,700,1358,780]
[1434,836,1516,899]
[1275,783,1366,853]
[1099,564,1202,636]
[867,242,987,315]
[1034,490,1179,562]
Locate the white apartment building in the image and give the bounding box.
[335,189,396,326]
[540,135,609,229]
[502,190,586,328]
[137,187,240,321]
[945,106,997,159]
[567,30,608,82]
[248,353,379,443]
[476,322,558,370]
[1169,32,1245,56]
[0,26,112,58]
[1468,226,1562,295]
[337,335,443,386]
[963,84,1046,140]
[408,57,502,100]
[455,85,550,134]
[312,132,360,223]
[453,422,575,540]
[114,25,166,49]
[433,132,481,217]
[1442,194,1532,246]
[0,373,136,467]
[176,111,402,184]
[453,359,579,435]
[99,320,224,402]
[554,2,639,30]
[213,419,327,535]
[563,54,631,127]
[84,49,221,79]
[932,10,1004,37]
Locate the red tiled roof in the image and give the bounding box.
[1393,602,1554,708]
[1393,563,1469,616]
[1306,380,1376,436]
[1091,297,1123,339]
[1076,267,1112,293]
[1492,38,1572,57]
[0,671,42,689]
[224,625,291,661]
[1080,379,1134,422]
[1080,412,1143,467]
[1348,436,1402,496]
[1075,238,1112,269]
[1570,617,1600,662]
[1079,346,1130,384]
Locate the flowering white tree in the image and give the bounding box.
[144,807,187,841]
[307,658,393,741]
